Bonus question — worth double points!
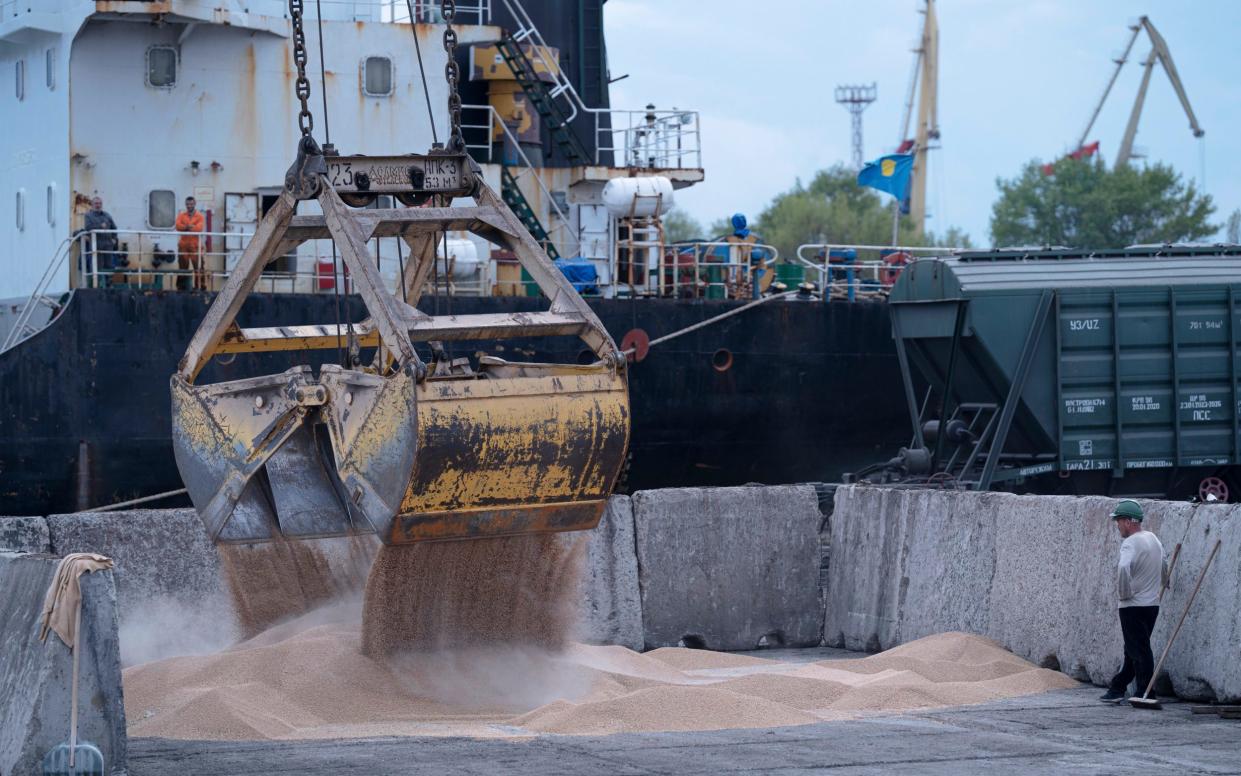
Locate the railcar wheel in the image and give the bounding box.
[1199,475,1229,503]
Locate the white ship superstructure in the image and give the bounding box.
[1,0,703,310]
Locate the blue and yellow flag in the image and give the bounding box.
[857,154,914,201]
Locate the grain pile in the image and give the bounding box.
[124,618,1078,740]
[361,534,584,656]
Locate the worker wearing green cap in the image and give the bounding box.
[1100,500,1168,703]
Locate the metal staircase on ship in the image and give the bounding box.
[500,166,560,260]
[493,0,594,165]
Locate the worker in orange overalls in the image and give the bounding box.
[176,196,207,291]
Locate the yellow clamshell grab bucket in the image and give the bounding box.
[171,139,629,545]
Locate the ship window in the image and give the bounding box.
[46,184,55,227]
[15,59,24,101]
[362,56,393,97]
[16,189,25,232]
[148,189,177,229]
[147,46,177,88]
[46,48,55,90]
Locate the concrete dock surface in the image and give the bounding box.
[128,686,1241,774]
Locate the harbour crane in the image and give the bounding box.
[895,0,938,237]
[1063,16,1204,170]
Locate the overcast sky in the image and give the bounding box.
[603,0,1241,245]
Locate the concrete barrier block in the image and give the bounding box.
[1150,503,1241,701]
[634,485,823,651]
[828,486,1241,702]
[46,510,381,662]
[894,488,1001,646]
[0,553,127,775]
[577,495,642,650]
[47,509,225,611]
[821,486,909,651]
[0,516,51,554]
[986,494,1120,681]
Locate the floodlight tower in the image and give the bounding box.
[835,83,878,170]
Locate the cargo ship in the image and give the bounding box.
[0,0,912,513]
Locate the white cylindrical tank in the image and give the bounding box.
[436,237,482,279]
[602,176,675,218]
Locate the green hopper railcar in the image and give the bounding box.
[861,245,1241,501]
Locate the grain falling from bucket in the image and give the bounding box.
[219,533,378,637]
[361,534,585,658]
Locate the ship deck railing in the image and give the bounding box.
[490,0,702,171]
[189,0,493,25]
[795,243,954,302]
[361,0,492,24]
[70,229,498,297]
[460,103,573,256]
[609,241,779,300]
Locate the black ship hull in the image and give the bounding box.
[0,290,906,514]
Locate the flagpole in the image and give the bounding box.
[890,197,900,246]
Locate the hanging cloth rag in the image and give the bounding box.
[39,553,114,648]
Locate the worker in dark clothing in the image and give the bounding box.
[78,196,119,281]
[1100,499,1168,703]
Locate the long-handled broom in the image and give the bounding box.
[1130,539,1222,710]
[42,602,105,775]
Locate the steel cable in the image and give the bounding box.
[314,0,331,144]
[405,0,440,146]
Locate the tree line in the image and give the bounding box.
[663,156,1230,259]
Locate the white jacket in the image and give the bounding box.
[1118,530,1167,608]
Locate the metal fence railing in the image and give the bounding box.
[460,103,573,256]
[246,0,492,24]
[795,243,951,301]
[72,228,493,296]
[623,241,779,299]
[342,0,491,24]
[493,0,702,170]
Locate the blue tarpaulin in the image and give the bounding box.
[554,258,600,295]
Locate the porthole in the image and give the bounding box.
[711,348,733,372]
[147,189,177,229]
[362,56,393,97]
[146,46,177,88]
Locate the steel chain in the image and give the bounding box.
[289,0,314,137]
[442,0,464,150]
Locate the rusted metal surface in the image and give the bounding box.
[319,152,473,199]
[280,206,513,243]
[400,368,629,510]
[393,501,604,543]
[213,310,594,354]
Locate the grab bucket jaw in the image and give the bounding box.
[171,144,630,547]
[171,366,370,543]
